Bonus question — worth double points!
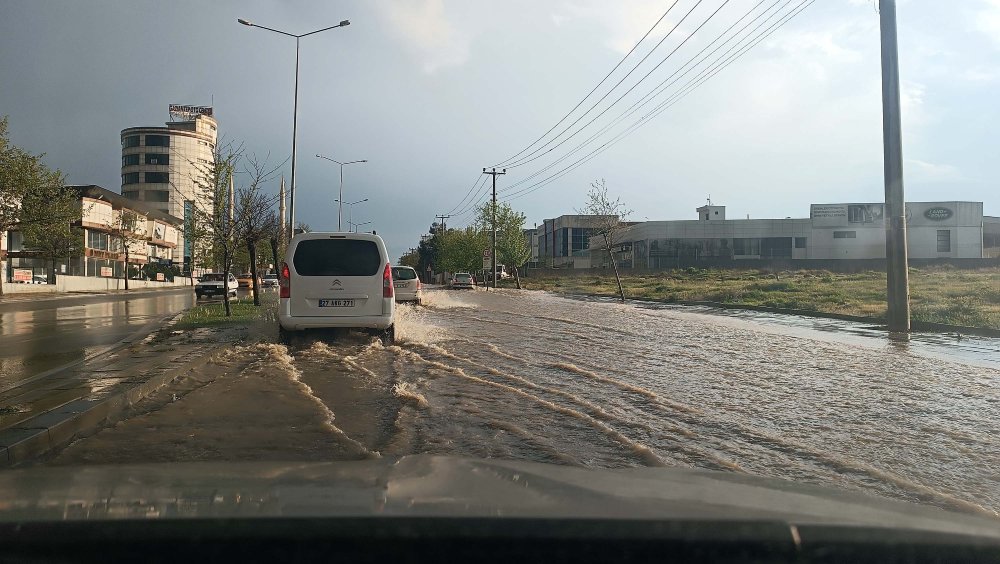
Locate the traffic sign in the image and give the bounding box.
[482,249,492,258]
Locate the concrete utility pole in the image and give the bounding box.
[879,0,910,332]
[482,168,506,290]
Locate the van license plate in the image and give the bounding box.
[319,299,354,307]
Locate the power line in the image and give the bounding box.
[500,0,703,170]
[501,0,816,203]
[500,0,784,194]
[445,173,487,216]
[451,174,491,218]
[504,0,733,171]
[490,0,681,169]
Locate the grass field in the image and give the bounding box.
[517,266,1000,330]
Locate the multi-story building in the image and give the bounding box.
[4,185,182,282]
[120,105,217,268]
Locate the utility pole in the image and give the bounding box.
[435,214,450,232]
[278,176,286,244]
[482,168,506,290]
[879,0,910,332]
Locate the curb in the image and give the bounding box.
[0,345,221,467]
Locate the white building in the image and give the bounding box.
[589,201,995,269]
[120,105,217,269]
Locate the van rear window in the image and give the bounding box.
[392,267,417,280]
[293,239,381,276]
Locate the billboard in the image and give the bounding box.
[169,105,213,121]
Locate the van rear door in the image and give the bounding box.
[288,236,385,318]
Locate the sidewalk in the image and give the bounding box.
[0,318,235,466]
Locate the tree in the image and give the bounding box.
[192,142,242,317]
[438,227,488,274]
[105,208,149,290]
[20,182,83,284]
[398,248,420,268]
[232,153,281,306]
[474,201,530,289]
[578,179,631,303]
[0,116,66,294]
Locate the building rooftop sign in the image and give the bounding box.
[168,104,213,121]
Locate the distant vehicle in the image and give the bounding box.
[261,274,279,288]
[195,272,238,299]
[32,274,50,284]
[450,272,475,289]
[485,265,511,281]
[277,232,395,343]
[236,273,260,288]
[391,266,422,304]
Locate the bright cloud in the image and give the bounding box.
[377,0,473,73]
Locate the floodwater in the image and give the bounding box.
[0,289,194,392]
[52,288,1000,518]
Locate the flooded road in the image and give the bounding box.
[51,287,1000,518]
[0,289,194,392]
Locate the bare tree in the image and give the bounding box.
[191,143,243,316]
[233,153,282,306]
[578,179,632,303]
[105,208,149,291]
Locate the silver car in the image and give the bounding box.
[391,266,422,304]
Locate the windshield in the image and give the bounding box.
[2,0,1000,543]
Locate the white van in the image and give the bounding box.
[277,232,395,342]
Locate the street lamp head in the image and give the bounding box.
[237,18,253,26]
[339,20,351,27]
[361,198,369,202]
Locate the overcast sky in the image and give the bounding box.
[2,0,998,260]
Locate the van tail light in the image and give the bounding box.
[416,278,422,290]
[279,262,291,298]
[383,262,393,298]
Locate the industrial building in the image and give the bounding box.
[575,201,997,269]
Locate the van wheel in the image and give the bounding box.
[378,325,395,345]
[278,326,294,346]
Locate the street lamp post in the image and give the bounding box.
[334,197,368,232]
[316,155,367,230]
[237,17,351,241]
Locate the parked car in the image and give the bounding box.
[277,232,395,343]
[450,272,475,289]
[236,273,261,288]
[391,266,422,304]
[261,273,279,288]
[195,272,238,299]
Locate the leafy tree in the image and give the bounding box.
[20,184,83,283]
[438,227,488,275]
[0,116,67,294]
[398,248,420,268]
[578,179,631,302]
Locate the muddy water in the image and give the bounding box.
[53,288,1000,518]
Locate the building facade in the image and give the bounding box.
[537,215,610,268]
[120,106,217,268]
[4,185,182,282]
[589,201,994,269]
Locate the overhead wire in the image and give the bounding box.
[501,0,817,203]
[490,0,682,169]
[500,0,784,194]
[445,172,488,216]
[503,0,734,171]
[501,0,704,170]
